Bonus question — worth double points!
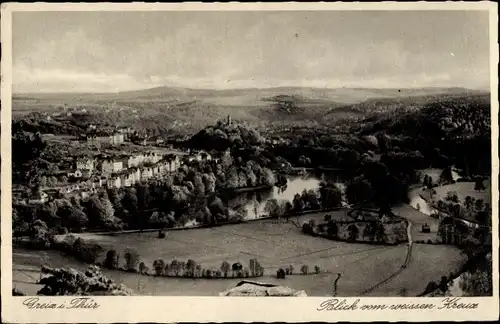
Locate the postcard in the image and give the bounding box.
[1,2,498,323]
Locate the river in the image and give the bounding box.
[226,173,347,220]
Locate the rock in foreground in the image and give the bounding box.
[220,280,307,296]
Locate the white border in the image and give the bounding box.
[1,2,499,323]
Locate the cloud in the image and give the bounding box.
[13,64,161,93]
[12,12,491,93]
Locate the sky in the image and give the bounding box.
[13,10,491,93]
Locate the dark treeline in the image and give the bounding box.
[267,94,490,213]
[188,119,265,151]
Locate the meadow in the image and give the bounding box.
[433,181,491,204]
[13,210,466,297]
[392,204,440,242]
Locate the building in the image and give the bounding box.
[86,132,124,147]
[67,170,83,178]
[141,167,153,181]
[163,154,181,172]
[98,159,123,174]
[28,191,49,204]
[75,158,95,171]
[106,176,122,189]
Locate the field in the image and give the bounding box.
[13,210,466,297]
[393,204,440,242]
[433,181,491,204]
[363,244,466,296]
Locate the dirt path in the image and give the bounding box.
[359,219,414,296]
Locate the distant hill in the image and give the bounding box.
[13,86,487,132]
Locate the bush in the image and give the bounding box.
[139,262,147,275]
[104,250,120,270]
[424,281,438,294]
[153,259,165,276]
[12,288,25,296]
[427,239,433,244]
[124,249,140,271]
[232,262,243,272]
[73,239,103,264]
[302,223,313,234]
[38,265,131,296]
[277,268,286,279]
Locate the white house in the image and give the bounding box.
[28,191,49,204]
[106,176,122,189]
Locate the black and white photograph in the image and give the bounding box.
[1,2,498,323]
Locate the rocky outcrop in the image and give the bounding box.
[219,280,307,296]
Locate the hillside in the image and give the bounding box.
[13,86,487,133]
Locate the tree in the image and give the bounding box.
[464,196,475,211]
[86,196,110,229]
[302,222,313,235]
[276,268,286,279]
[347,224,359,242]
[314,265,321,274]
[202,173,217,193]
[439,275,448,292]
[327,222,338,238]
[474,179,486,191]
[374,222,386,243]
[459,257,492,296]
[445,191,459,204]
[37,203,60,229]
[38,265,131,296]
[153,259,166,276]
[59,205,88,230]
[186,259,197,277]
[427,176,434,189]
[30,219,53,249]
[439,166,454,185]
[346,177,373,205]
[300,264,309,275]
[474,199,485,212]
[124,249,140,272]
[193,174,206,196]
[319,183,343,209]
[424,281,439,295]
[170,260,180,276]
[362,222,376,241]
[104,250,120,270]
[324,214,332,222]
[249,259,258,276]
[221,261,230,277]
[264,199,282,218]
[139,262,147,275]
[284,201,293,216]
[293,193,305,213]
